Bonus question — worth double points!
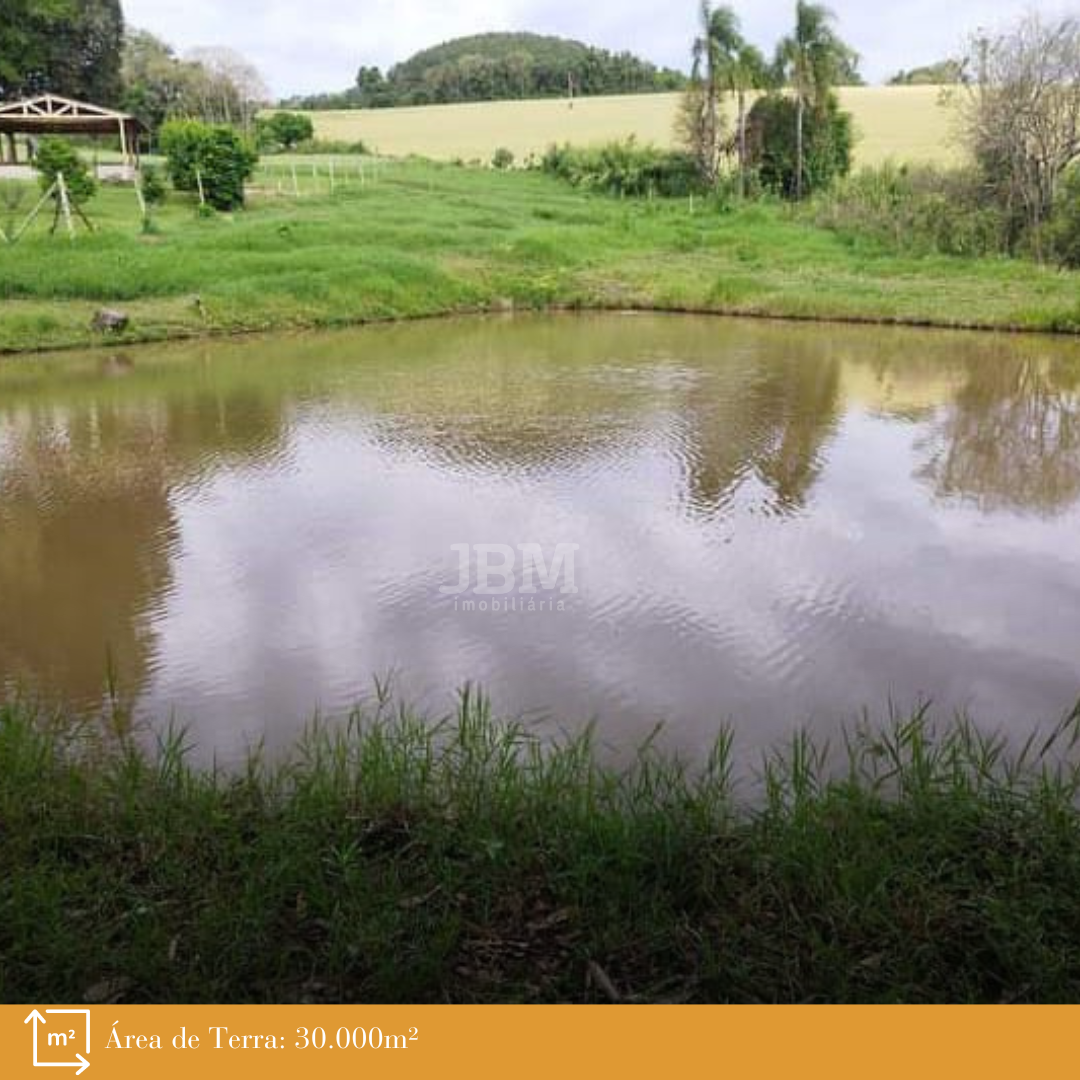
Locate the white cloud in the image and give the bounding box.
[122,0,1073,97]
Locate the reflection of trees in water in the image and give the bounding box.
[3,314,1077,716]
[344,322,844,518]
[362,321,1075,520]
[0,485,177,713]
[361,352,843,519]
[806,327,1080,518]
[163,387,289,467]
[917,354,1080,516]
[681,352,842,517]
[0,405,178,712]
[0,386,289,710]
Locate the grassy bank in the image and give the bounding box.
[4,693,1080,1003]
[1,160,1078,354]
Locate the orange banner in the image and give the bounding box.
[0,1004,1074,1079]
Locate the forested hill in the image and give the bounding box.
[284,33,687,110]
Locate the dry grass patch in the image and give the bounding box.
[310,87,961,168]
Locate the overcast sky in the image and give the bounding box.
[122,1,1072,97]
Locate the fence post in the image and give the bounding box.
[134,171,148,219]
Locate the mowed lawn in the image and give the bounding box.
[311,87,962,167]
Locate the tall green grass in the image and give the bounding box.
[1,160,1078,354]
[3,691,1080,1003]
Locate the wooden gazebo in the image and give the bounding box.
[0,94,144,175]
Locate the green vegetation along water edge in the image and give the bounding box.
[1,161,1078,355]
[4,692,1080,1003]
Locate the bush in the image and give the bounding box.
[138,163,167,207]
[196,128,258,211]
[541,138,703,198]
[290,138,370,155]
[816,163,1012,257]
[256,111,315,151]
[32,138,96,206]
[817,162,1080,267]
[160,120,258,211]
[746,92,853,200]
[492,146,515,170]
[159,120,207,192]
[1045,167,1080,269]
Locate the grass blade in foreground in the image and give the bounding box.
[2,694,1080,1003]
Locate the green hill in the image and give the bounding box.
[386,33,686,105]
[394,32,597,77]
[285,32,686,110]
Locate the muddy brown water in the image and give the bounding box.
[1,313,1079,765]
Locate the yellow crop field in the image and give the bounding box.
[311,86,963,168]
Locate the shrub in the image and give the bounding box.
[492,146,515,170]
[746,92,853,200]
[256,111,315,151]
[291,138,370,155]
[196,127,258,211]
[816,163,1012,257]
[160,120,258,211]
[32,138,96,206]
[541,138,702,198]
[817,161,1080,266]
[159,120,207,192]
[1045,167,1080,269]
[138,163,167,207]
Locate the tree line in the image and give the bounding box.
[672,3,1078,265]
[282,33,688,111]
[541,3,1077,266]
[0,7,268,138]
[121,31,268,135]
[3,1,1075,264]
[887,60,964,86]
[0,0,124,104]
[541,2,857,202]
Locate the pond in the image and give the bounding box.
[1,313,1079,765]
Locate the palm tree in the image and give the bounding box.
[689,2,742,187]
[775,1,850,200]
[731,42,769,198]
[690,6,770,197]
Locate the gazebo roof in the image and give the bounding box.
[0,94,145,136]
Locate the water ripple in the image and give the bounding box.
[2,314,1080,768]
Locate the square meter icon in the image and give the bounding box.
[24,1010,91,1075]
